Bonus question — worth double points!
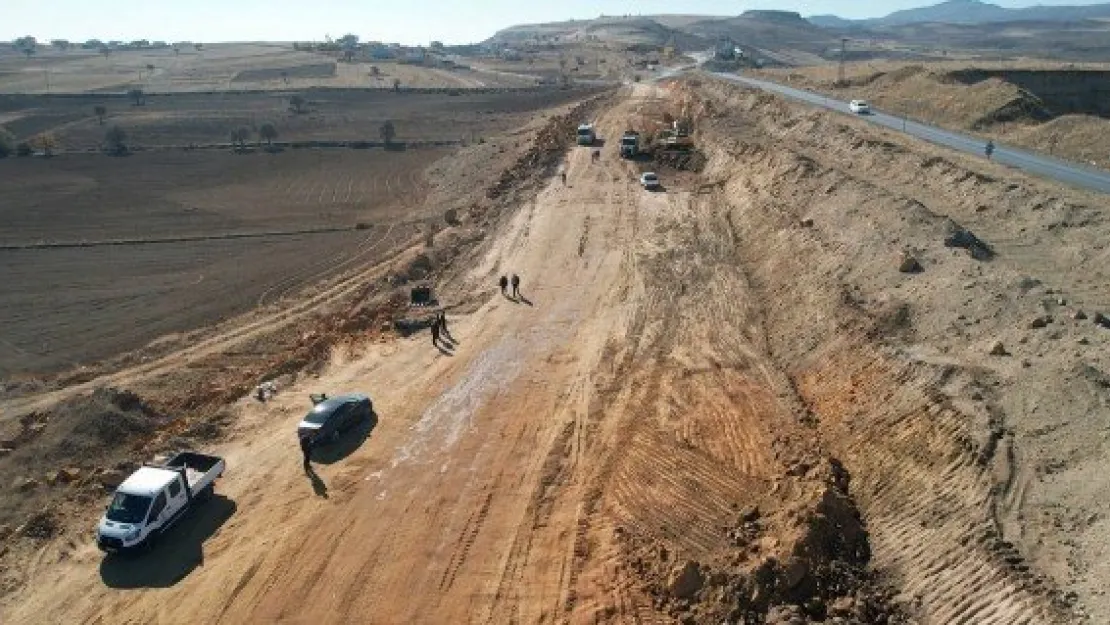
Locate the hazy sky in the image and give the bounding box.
[5,0,1108,45]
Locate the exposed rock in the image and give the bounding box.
[1094,312,1110,329]
[19,511,58,539]
[765,604,806,624]
[1029,316,1049,329]
[1074,310,1088,320]
[943,220,994,260]
[44,471,60,486]
[97,469,125,489]
[668,560,705,600]
[13,477,38,492]
[799,217,814,228]
[740,506,762,524]
[781,558,809,589]
[829,595,856,616]
[989,341,1008,356]
[59,467,82,483]
[897,251,922,273]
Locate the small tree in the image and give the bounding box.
[369,65,380,76]
[104,125,127,155]
[343,49,355,63]
[229,126,251,151]
[289,94,307,114]
[146,63,155,73]
[258,122,278,146]
[36,133,57,157]
[379,120,396,146]
[0,127,15,158]
[194,43,204,51]
[94,105,107,125]
[100,46,112,60]
[128,88,145,106]
[16,142,33,157]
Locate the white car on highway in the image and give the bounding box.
[849,99,871,114]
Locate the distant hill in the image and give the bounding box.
[810,0,1110,28]
[487,16,708,49]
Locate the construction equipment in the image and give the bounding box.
[576,123,596,146]
[619,130,641,158]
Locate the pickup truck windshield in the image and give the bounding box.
[106,492,152,524]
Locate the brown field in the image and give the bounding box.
[0,86,604,148]
[0,147,443,376]
[0,85,604,377]
[0,43,539,94]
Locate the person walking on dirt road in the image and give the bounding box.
[560,171,567,185]
[499,275,508,295]
[299,432,315,472]
[438,311,449,337]
[431,317,441,347]
[511,274,520,299]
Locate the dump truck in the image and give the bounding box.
[96,451,225,553]
[576,123,596,146]
[619,131,641,158]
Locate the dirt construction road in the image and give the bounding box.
[5,82,1085,624]
[4,86,776,624]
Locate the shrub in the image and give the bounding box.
[16,142,33,157]
[0,127,15,158]
[104,125,128,155]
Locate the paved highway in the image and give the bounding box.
[710,72,1110,195]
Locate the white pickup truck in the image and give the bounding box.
[96,451,225,553]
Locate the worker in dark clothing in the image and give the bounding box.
[299,432,315,472]
[431,317,441,347]
[511,274,520,298]
[499,275,508,295]
[560,171,567,185]
[438,311,449,337]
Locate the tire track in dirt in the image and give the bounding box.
[692,82,1074,622]
[794,342,1066,624]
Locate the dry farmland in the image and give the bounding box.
[0,86,604,377]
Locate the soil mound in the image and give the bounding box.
[629,468,903,624]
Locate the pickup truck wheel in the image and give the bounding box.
[195,485,214,502]
[138,532,158,553]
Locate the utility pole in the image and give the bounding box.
[838,38,848,86]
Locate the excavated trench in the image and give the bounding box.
[648,78,1084,623]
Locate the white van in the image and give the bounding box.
[849,100,871,115]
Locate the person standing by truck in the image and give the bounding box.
[299,431,315,472]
